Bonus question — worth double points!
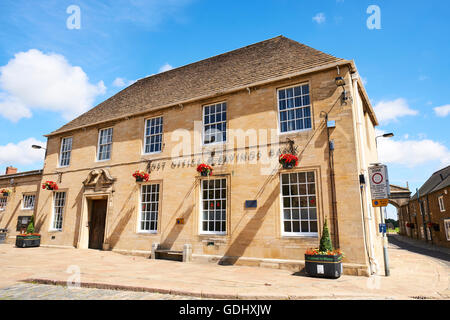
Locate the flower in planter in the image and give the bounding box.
[279,154,299,169]
[42,181,58,190]
[197,164,213,176]
[305,220,344,257]
[427,222,433,228]
[132,170,149,182]
[0,188,12,196]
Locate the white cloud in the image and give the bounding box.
[158,63,174,73]
[377,132,450,168]
[0,49,106,123]
[312,13,326,24]
[112,77,136,88]
[434,104,450,117]
[373,98,419,124]
[0,138,46,167]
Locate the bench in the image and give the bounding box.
[151,243,192,262]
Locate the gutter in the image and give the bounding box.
[45,60,355,138]
[0,170,43,180]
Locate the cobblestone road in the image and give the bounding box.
[0,283,202,300]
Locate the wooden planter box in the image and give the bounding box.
[304,254,343,279]
[15,235,41,248]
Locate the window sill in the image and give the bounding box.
[281,233,318,239]
[278,128,313,136]
[137,231,158,235]
[48,229,62,233]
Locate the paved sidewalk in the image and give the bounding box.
[388,234,450,262]
[0,243,448,300]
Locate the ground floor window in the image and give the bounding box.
[22,194,36,210]
[445,219,450,241]
[0,197,6,211]
[281,171,318,236]
[140,184,160,232]
[201,178,226,234]
[51,192,66,231]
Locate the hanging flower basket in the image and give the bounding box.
[279,154,298,169]
[42,181,58,191]
[132,170,149,182]
[0,188,11,197]
[197,164,213,176]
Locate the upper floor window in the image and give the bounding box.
[97,128,113,161]
[144,117,163,154]
[281,171,318,236]
[0,197,7,211]
[438,195,445,212]
[59,137,73,167]
[201,178,227,234]
[22,194,36,210]
[278,84,311,133]
[203,102,227,144]
[51,192,66,231]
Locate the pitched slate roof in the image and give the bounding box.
[49,36,346,136]
[411,165,450,199]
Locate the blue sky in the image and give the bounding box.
[0,0,449,218]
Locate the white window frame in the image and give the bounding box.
[59,137,73,167]
[202,102,227,146]
[438,195,445,212]
[97,127,113,161]
[143,116,163,155]
[277,83,313,135]
[199,177,227,235]
[50,192,66,231]
[0,197,7,211]
[22,194,36,210]
[280,171,318,237]
[138,183,160,234]
[445,219,450,241]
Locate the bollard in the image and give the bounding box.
[183,244,192,262]
[151,243,160,259]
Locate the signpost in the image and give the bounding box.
[369,164,391,276]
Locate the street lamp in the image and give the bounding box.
[375,133,394,147]
[31,145,46,150]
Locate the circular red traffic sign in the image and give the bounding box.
[372,173,383,184]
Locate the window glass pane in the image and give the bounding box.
[144,117,163,153]
[201,178,226,233]
[203,103,227,144]
[140,184,160,232]
[278,85,311,133]
[281,171,318,235]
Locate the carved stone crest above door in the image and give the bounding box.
[83,169,116,191]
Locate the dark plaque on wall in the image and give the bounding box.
[16,216,32,232]
[245,200,257,208]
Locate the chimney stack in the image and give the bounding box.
[5,166,17,175]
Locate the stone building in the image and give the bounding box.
[2,36,385,275]
[398,165,450,248]
[0,167,42,242]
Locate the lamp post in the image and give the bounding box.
[374,132,394,276]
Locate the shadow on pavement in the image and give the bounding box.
[388,234,450,264]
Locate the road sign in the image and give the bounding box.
[368,165,390,200]
[372,199,389,207]
[379,223,387,234]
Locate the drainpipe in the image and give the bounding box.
[350,73,378,274]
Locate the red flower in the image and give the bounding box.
[279,154,299,167]
[42,181,58,190]
[132,170,149,182]
[197,164,213,175]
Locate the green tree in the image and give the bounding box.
[319,219,333,252]
[26,215,35,234]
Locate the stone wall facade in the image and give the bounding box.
[28,65,382,276]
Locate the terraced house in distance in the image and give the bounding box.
[31,36,384,276]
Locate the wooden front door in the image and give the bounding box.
[89,199,107,250]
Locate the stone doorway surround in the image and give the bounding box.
[77,169,115,250]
